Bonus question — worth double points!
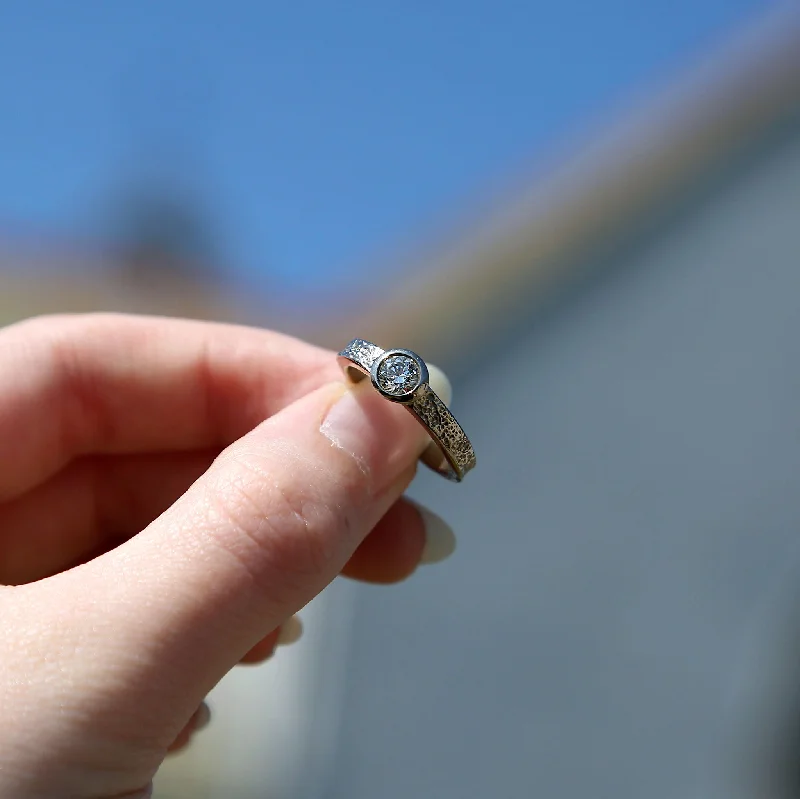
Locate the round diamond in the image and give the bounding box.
[376,354,421,396]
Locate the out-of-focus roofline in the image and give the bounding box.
[3,8,800,353]
[310,6,800,364]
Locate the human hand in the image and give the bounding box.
[0,314,456,798]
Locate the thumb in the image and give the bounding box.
[33,375,437,743]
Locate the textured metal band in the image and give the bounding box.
[337,338,477,482]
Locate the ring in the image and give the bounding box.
[337,338,477,482]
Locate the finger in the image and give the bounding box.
[340,497,456,584]
[238,615,306,665]
[0,314,341,500]
[239,633,280,665]
[0,458,450,587]
[167,702,211,754]
[24,375,439,750]
[0,451,216,585]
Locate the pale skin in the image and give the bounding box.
[0,314,452,799]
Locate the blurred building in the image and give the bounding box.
[3,6,800,799]
[0,178,237,325]
[314,10,800,799]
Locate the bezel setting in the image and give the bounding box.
[370,348,429,403]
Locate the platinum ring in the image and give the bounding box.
[337,338,477,482]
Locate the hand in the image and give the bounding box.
[0,314,455,798]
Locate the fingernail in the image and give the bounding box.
[427,363,453,407]
[194,702,211,731]
[407,499,457,564]
[277,614,304,646]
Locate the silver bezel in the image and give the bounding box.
[370,348,429,404]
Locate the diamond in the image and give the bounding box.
[376,354,421,396]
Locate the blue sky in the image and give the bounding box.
[0,1,773,297]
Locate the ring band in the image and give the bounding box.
[337,338,477,482]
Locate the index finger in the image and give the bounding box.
[0,314,341,500]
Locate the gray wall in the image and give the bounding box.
[326,123,800,798]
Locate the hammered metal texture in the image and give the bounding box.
[339,339,384,370]
[410,385,477,480]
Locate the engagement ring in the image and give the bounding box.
[338,338,477,482]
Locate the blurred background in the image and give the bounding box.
[3,1,800,796]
